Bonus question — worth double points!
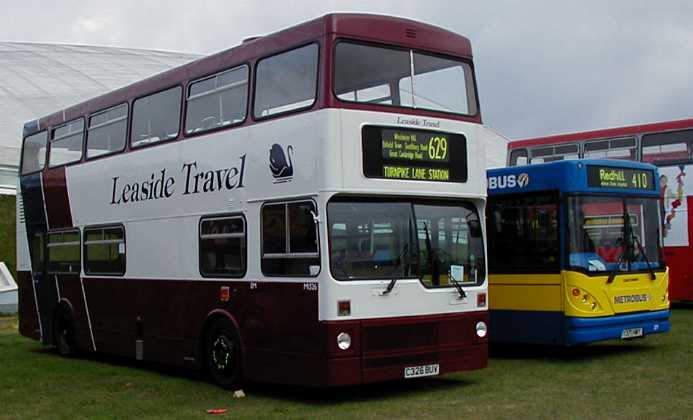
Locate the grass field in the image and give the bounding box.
[0,195,16,276]
[1,308,692,420]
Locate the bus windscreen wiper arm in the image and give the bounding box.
[449,272,467,299]
[382,244,409,295]
[632,234,656,280]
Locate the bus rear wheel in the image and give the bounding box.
[54,306,77,357]
[205,319,242,389]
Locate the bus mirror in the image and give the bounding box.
[468,219,482,237]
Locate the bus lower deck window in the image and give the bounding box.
[199,216,247,277]
[261,201,319,277]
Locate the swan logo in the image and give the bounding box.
[269,143,294,183]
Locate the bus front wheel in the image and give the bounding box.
[205,319,242,389]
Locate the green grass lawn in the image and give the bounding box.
[1,308,692,420]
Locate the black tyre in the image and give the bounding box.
[205,319,242,389]
[54,305,77,357]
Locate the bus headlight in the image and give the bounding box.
[337,332,351,350]
[475,321,488,338]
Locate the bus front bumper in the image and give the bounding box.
[566,310,671,345]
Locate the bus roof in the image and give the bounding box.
[24,13,473,137]
[509,117,693,149]
[487,159,659,196]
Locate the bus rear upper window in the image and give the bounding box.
[84,226,125,275]
[584,137,636,160]
[186,65,248,134]
[131,86,182,148]
[21,131,48,175]
[87,104,128,158]
[642,130,692,163]
[334,42,477,115]
[254,44,318,118]
[49,118,85,168]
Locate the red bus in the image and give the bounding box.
[17,13,490,388]
[508,118,693,301]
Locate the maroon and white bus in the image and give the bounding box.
[17,14,490,388]
[509,118,693,302]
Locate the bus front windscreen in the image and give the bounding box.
[334,42,478,116]
[567,195,663,273]
[327,198,485,287]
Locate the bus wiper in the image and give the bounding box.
[381,244,409,295]
[632,233,656,280]
[607,250,624,284]
[449,270,467,299]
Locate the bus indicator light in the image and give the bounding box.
[477,292,487,307]
[220,286,230,302]
[572,288,580,297]
[337,300,351,316]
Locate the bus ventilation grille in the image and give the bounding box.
[405,28,417,39]
[17,194,25,223]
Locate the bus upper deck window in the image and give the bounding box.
[49,118,85,168]
[254,44,318,118]
[641,130,693,163]
[186,65,249,134]
[21,131,48,174]
[131,86,182,148]
[508,149,528,166]
[334,42,477,116]
[87,103,128,159]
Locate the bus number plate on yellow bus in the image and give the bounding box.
[404,364,440,379]
[621,328,643,339]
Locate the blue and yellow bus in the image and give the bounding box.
[486,160,670,345]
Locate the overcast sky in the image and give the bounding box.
[2,0,692,140]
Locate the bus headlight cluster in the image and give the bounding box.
[571,287,601,312]
[337,332,351,350]
[475,321,487,338]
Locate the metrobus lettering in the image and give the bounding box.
[110,154,246,205]
[614,294,650,304]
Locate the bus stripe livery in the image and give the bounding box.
[508,118,693,302]
[487,160,670,345]
[16,13,490,388]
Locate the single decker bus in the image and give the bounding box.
[16,13,489,388]
[486,160,670,345]
[508,118,693,301]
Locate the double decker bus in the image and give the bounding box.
[16,13,489,387]
[486,160,670,345]
[508,119,693,301]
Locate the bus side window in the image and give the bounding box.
[21,131,48,175]
[131,86,182,148]
[508,148,527,166]
[199,216,246,277]
[186,65,249,134]
[87,103,128,159]
[261,201,320,277]
[49,118,84,168]
[584,137,636,160]
[84,226,126,276]
[486,193,560,273]
[47,229,81,275]
[254,43,319,118]
[641,130,693,163]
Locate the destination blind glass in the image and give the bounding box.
[586,165,655,191]
[362,126,467,182]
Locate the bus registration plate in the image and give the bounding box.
[621,328,643,339]
[404,364,440,379]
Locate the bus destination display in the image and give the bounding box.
[362,126,467,183]
[587,165,655,191]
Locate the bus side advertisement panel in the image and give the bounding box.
[658,164,690,247]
